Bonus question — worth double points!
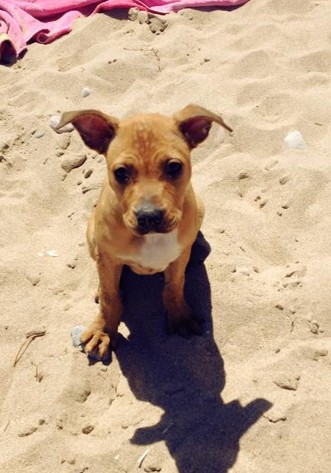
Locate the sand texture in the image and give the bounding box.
[0,0,330,472]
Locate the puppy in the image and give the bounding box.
[56,105,232,359]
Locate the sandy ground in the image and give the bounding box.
[0,0,331,472]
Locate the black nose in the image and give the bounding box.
[135,207,164,233]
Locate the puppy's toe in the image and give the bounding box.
[81,327,111,360]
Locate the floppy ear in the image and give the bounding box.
[173,104,232,149]
[55,110,119,154]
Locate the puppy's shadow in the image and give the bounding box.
[116,232,271,472]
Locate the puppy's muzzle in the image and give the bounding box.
[135,205,164,234]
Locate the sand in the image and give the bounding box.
[0,0,330,472]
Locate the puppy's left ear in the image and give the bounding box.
[173,104,232,149]
[55,110,119,154]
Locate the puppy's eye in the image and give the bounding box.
[165,160,183,179]
[114,166,130,184]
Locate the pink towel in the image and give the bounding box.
[0,0,250,63]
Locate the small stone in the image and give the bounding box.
[137,11,148,24]
[82,425,94,435]
[253,266,259,273]
[49,115,74,133]
[26,274,40,286]
[279,175,289,185]
[273,375,300,391]
[237,266,250,276]
[238,171,249,180]
[277,210,283,216]
[67,257,78,269]
[81,87,91,98]
[46,250,57,257]
[148,16,167,34]
[71,326,87,348]
[18,426,38,437]
[57,134,71,150]
[284,130,307,149]
[77,180,82,185]
[281,203,289,209]
[39,419,46,425]
[275,304,284,310]
[82,182,101,194]
[259,199,267,208]
[34,129,45,139]
[311,349,328,360]
[61,154,87,173]
[309,320,320,334]
[144,463,162,472]
[84,169,93,179]
[56,150,64,157]
[264,410,287,423]
[128,7,139,21]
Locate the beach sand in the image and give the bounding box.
[0,0,330,471]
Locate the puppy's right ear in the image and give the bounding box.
[55,110,119,154]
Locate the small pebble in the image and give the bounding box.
[71,325,87,349]
[277,210,283,216]
[71,325,110,363]
[137,11,148,24]
[81,87,91,98]
[284,130,307,149]
[67,257,78,269]
[309,320,320,334]
[264,411,287,423]
[18,426,38,437]
[259,199,267,208]
[84,169,93,179]
[49,115,74,133]
[148,16,167,34]
[128,7,139,21]
[34,129,45,139]
[26,274,40,286]
[46,250,57,257]
[275,304,284,310]
[82,425,94,435]
[57,134,71,150]
[61,155,87,173]
[237,266,250,276]
[238,171,249,180]
[273,375,300,391]
[279,175,289,185]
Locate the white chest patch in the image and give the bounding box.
[122,230,182,273]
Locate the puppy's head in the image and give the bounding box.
[56,105,232,236]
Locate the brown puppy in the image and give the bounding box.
[56,105,232,359]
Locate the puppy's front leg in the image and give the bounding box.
[81,255,123,358]
[163,247,203,337]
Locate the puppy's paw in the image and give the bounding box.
[80,325,116,361]
[167,313,203,338]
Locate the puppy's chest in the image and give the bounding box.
[121,230,182,274]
